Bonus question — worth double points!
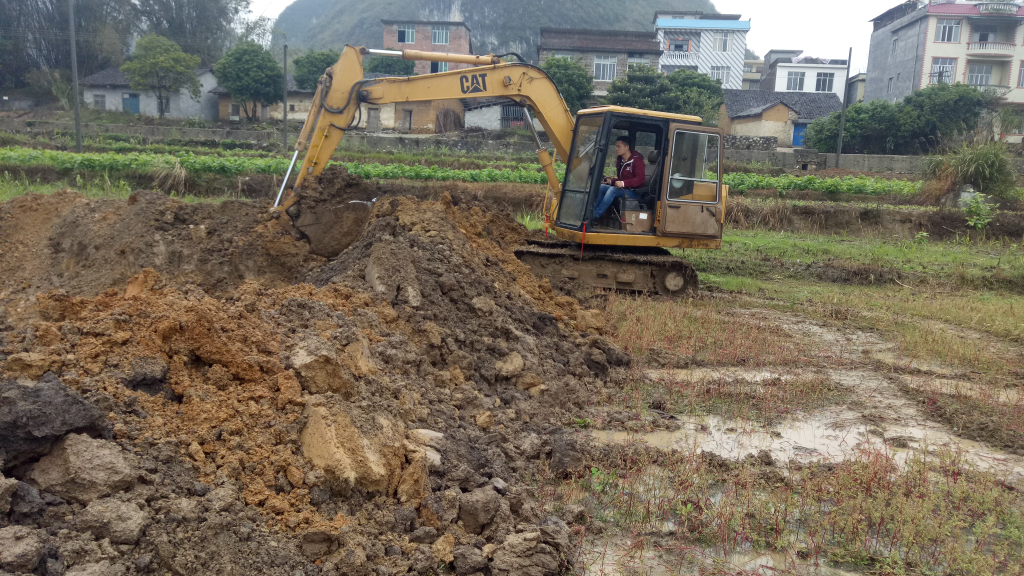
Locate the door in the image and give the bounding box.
[401,109,413,132]
[659,125,723,238]
[793,123,807,147]
[122,92,139,114]
[367,108,380,132]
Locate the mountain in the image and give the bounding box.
[274,0,718,61]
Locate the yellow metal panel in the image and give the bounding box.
[555,227,721,250]
[577,105,704,124]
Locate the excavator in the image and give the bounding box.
[272,45,727,295]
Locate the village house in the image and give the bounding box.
[538,28,663,97]
[80,67,220,120]
[719,89,843,147]
[760,50,850,104]
[653,11,750,89]
[381,20,474,75]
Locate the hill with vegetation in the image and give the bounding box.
[274,0,718,60]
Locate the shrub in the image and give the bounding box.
[964,193,995,231]
[924,142,1018,200]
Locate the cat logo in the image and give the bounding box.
[459,73,488,94]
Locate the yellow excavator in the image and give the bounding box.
[272,46,727,295]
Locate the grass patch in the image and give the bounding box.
[0,172,233,204]
[540,444,1024,575]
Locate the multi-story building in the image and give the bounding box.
[381,20,473,75]
[538,28,663,97]
[866,0,1024,103]
[760,50,850,104]
[652,11,750,90]
[743,59,764,89]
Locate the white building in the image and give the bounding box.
[760,50,849,104]
[653,11,750,90]
[80,67,220,121]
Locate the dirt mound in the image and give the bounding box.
[289,165,381,258]
[0,189,324,312]
[0,187,624,574]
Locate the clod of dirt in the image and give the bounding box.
[0,374,104,469]
[26,433,134,504]
[289,165,380,258]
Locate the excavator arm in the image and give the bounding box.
[283,45,573,202]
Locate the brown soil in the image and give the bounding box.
[0,173,621,576]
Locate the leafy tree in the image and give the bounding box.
[604,66,723,125]
[120,35,201,119]
[666,68,725,125]
[541,56,593,115]
[806,82,987,155]
[135,0,252,64]
[292,49,340,91]
[744,47,760,60]
[363,55,415,77]
[214,41,283,121]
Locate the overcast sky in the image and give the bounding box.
[248,0,904,74]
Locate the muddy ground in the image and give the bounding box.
[2,169,1023,576]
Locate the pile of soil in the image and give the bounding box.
[0,175,625,576]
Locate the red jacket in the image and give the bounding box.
[616,150,646,189]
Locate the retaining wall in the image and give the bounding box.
[724,149,927,173]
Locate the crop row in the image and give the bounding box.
[1,147,921,195]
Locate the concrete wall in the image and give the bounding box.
[865,5,928,103]
[724,149,926,173]
[265,93,315,121]
[465,106,502,130]
[84,71,219,121]
[724,135,778,151]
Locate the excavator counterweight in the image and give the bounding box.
[273,45,729,296]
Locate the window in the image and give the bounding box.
[627,53,648,69]
[1018,61,1024,88]
[710,66,730,84]
[594,55,616,81]
[668,38,691,52]
[892,37,898,56]
[430,61,449,73]
[815,72,834,92]
[747,80,760,90]
[931,58,956,84]
[968,64,993,86]
[712,31,730,52]
[559,115,605,227]
[230,103,240,120]
[666,130,720,203]
[397,25,415,43]
[431,25,449,45]
[786,71,805,91]
[935,19,961,43]
[554,53,574,59]
[976,25,997,43]
[289,104,295,112]
[887,77,893,93]
[92,94,105,109]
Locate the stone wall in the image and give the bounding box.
[724,135,777,151]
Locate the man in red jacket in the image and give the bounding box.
[593,136,646,220]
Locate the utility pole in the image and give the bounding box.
[68,0,82,153]
[834,47,853,169]
[283,43,289,150]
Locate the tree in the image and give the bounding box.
[744,47,760,60]
[135,0,253,65]
[603,66,724,125]
[214,41,283,121]
[292,50,340,91]
[541,56,593,115]
[363,55,416,77]
[120,35,201,119]
[805,82,988,154]
[666,69,725,125]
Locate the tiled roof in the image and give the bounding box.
[539,28,662,53]
[723,89,842,123]
[82,67,213,87]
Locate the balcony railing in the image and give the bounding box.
[967,41,1016,56]
[977,2,1021,15]
[661,51,699,65]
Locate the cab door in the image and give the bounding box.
[657,124,724,238]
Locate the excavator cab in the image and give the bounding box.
[550,106,727,249]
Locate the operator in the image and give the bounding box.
[593,136,646,220]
